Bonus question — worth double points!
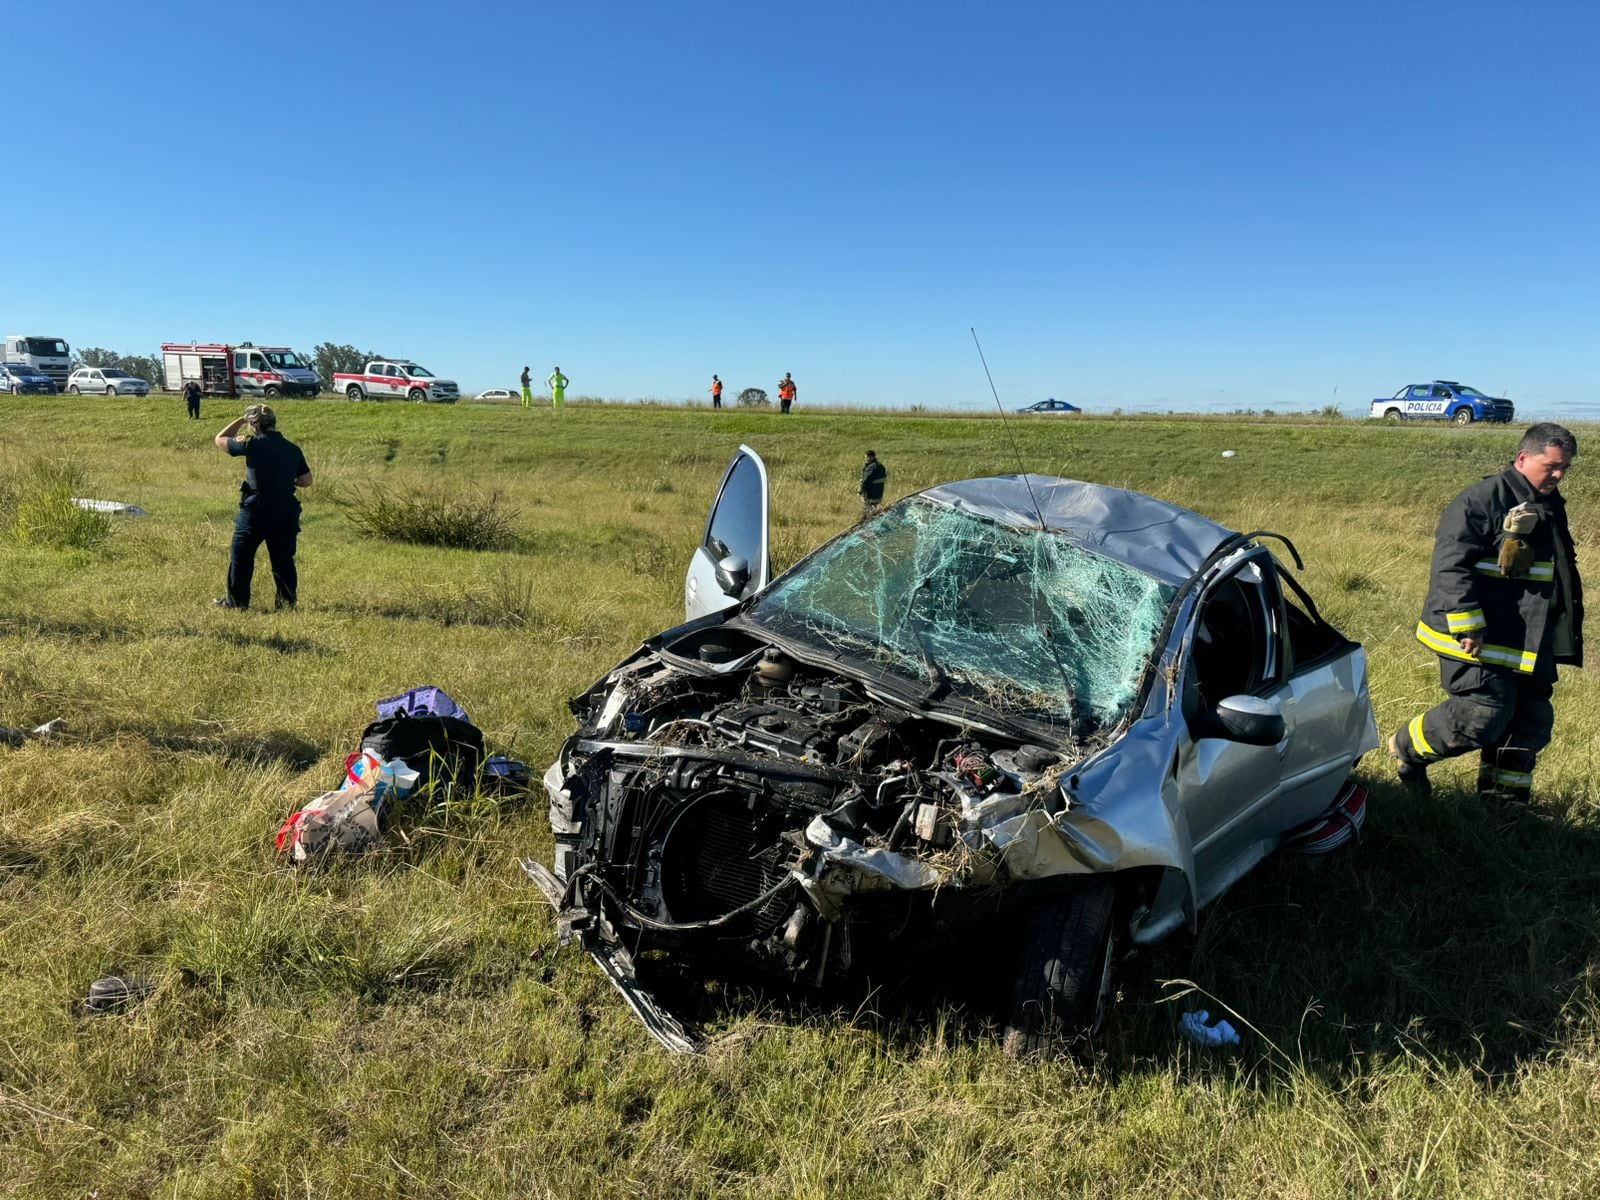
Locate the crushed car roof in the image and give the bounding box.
[917,474,1234,586]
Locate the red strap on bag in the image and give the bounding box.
[275,810,306,853]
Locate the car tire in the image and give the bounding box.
[346,385,364,402]
[106,386,117,396]
[1452,408,1474,426]
[263,385,281,399]
[408,388,426,403]
[68,385,80,395]
[1383,408,1402,422]
[1003,878,1117,1058]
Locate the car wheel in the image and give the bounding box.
[1003,878,1117,1058]
[408,388,427,403]
[106,386,117,396]
[346,385,364,402]
[1452,408,1474,426]
[1383,408,1402,422]
[263,385,281,399]
[68,385,80,395]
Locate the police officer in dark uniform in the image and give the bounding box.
[1389,423,1582,801]
[212,404,312,610]
[182,377,202,419]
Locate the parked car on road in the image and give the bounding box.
[0,362,57,394]
[335,360,461,403]
[66,367,150,396]
[1016,398,1081,414]
[527,446,1378,1053]
[1369,381,1513,425]
[476,389,517,403]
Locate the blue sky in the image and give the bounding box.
[10,1,1597,411]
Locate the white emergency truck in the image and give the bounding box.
[161,343,322,397]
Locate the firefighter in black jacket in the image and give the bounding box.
[1389,423,1582,801]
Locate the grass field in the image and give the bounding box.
[2,395,1598,1198]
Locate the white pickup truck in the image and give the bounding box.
[333,360,461,404]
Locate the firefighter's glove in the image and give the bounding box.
[1497,503,1539,577]
[1503,503,1538,536]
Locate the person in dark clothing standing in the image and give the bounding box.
[859,450,887,520]
[182,378,202,419]
[1389,423,1582,802]
[212,404,312,611]
[520,366,533,410]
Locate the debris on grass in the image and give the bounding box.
[1178,1009,1241,1048]
[71,498,148,516]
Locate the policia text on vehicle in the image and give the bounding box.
[1390,423,1583,801]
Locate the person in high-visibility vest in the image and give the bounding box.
[520,366,532,409]
[710,375,723,409]
[778,372,796,414]
[548,367,568,408]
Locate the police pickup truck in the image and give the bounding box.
[1369,381,1514,425]
[334,360,461,403]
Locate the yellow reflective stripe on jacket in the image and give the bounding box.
[1408,714,1437,759]
[1445,608,1486,633]
[1489,767,1533,789]
[1414,622,1538,673]
[1473,559,1555,581]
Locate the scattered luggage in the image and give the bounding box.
[275,687,511,864]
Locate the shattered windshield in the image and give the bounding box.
[748,498,1175,734]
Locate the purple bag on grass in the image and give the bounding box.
[375,686,469,723]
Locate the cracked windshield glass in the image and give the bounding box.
[748,499,1174,734]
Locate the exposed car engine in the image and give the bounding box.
[547,630,1066,988]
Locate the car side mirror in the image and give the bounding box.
[714,554,750,597]
[1213,695,1286,746]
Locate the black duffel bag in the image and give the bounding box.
[357,715,484,790]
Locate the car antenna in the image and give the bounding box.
[970,327,1047,531]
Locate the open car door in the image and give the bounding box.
[685,445,772,621]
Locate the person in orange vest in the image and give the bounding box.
[778,372,796,414]
[710,375,723,409]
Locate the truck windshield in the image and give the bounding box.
[1453,386,1485,397]
[25,338,68,356]
[747,498,1175,734]
[265,351,305,369]
[403,365,435,378]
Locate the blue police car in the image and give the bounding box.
[0,362,57,394]
[1368,381,1514,425]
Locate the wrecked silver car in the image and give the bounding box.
[525,447,1378,1052]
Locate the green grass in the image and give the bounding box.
[2,395,1599,1197]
